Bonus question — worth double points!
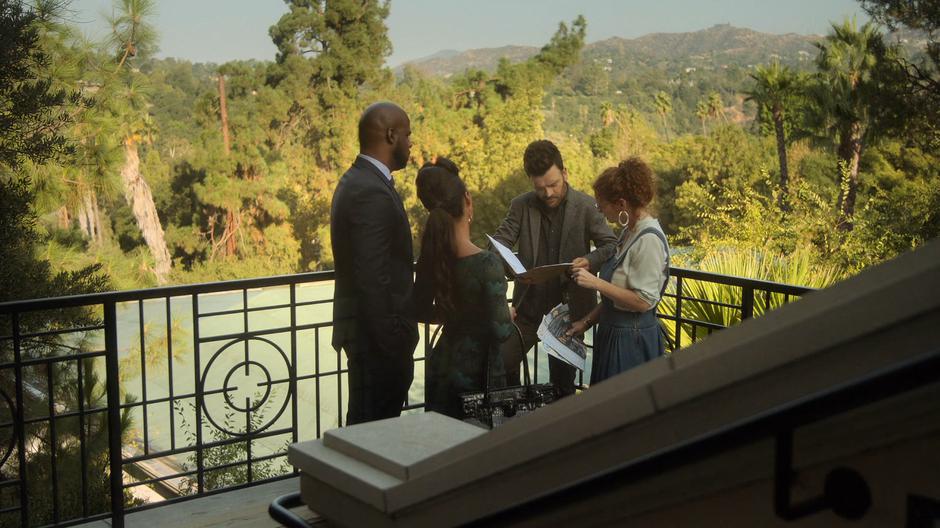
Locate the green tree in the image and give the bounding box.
[745,61,804,205]
[653,91,672,141]
[0,3,128,525]
[707,91,726,123]
[106,0,173,282]
[859,0,940,151]
[171,60,298,275]
[268,0,392,170]
[809,18,888,230]
[267,0,394,269]
[0,0,81,170]
[695,98,710,135]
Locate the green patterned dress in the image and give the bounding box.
[422,250,514,418]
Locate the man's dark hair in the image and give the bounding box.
[523,139,564,177]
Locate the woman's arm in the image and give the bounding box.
[570,268,652,312]
[483,253,515,343]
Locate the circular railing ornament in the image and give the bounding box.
[200,336,293,437]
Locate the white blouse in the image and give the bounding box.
[609,217,669,311]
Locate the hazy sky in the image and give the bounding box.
[67,0,870,66]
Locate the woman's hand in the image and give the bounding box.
[566,318,590,337]
[570,257,590,271]
[571,267,602,291]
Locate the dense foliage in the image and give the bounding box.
[4,1,937,293]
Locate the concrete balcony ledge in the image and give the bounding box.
[288,240,940,527]
[288,413,487,511]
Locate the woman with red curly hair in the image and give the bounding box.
[567,157,670,384]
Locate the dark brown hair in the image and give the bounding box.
[415,157,465,318]
[523,139,565,177]
[592,157,655,209]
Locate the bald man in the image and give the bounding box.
[330,102,418,425]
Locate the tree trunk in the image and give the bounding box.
[80,191,99,243]
[660,113,670,142]
[218,75,231,155]
[836,122,863,231]
[77,199,90,238]
[217,74,238,257]
[56,206,70,230]
[121,138,172,283]
[772,106,790,209]
[225,209,238,257]
[92,193,104,244]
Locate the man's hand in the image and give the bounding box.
[570,257,590,271]
[510,306,517,322]
[571,267,602,291]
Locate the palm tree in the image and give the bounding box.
[811,18,887,230]
[653,91,672,141]
[600,101,615,127]
[707,91,727,123]
[107,0,172,282]
[745,61,803,207]
[695,99,710,135]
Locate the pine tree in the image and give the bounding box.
[106,0,173,282]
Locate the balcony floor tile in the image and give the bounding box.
[74,477,323,527]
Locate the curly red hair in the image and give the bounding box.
[592,157,655,209]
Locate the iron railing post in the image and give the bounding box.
[12,313,29,527]
[104,301,125,528]
[742,286,755,320]
[192,293,204,494]
[674,276,683,350]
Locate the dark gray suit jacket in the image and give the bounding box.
[492,186,617,321]
[330,156,418,356]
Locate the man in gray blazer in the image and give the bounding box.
[493,140,617,398]
[330,102,419,425]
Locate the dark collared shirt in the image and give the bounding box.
[519,189,568,323]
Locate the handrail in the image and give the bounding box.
[0,270,335,314]
[0,266,810,314]
[669,267,814,296]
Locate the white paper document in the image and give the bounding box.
[536,303,587,371]
[487,235,572,284]
[487,234,526,275]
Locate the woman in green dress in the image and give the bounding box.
[414,158,514,418]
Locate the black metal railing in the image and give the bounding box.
[0,267,813,527]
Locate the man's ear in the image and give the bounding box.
[386,127,396,145]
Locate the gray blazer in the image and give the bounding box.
[492,186,617,321]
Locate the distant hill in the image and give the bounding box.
[398,24,822,77]
[398,45,538,77]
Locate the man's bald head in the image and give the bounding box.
[358,102,412,171]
